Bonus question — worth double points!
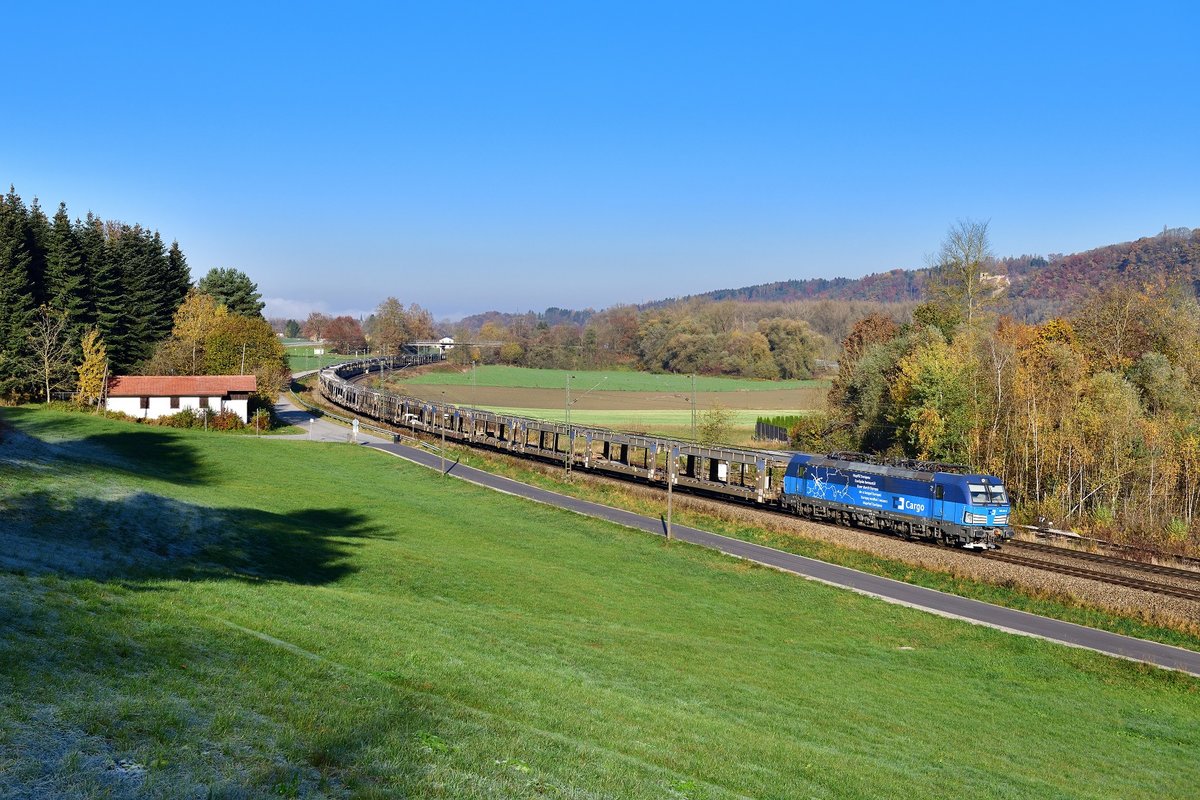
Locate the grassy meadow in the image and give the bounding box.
[401,365,828,392]
[2,407,1199,799]
[286,346,365,373]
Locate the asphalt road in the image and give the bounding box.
[366,439,1200,677]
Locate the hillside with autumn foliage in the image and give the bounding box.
[651,227,1199,319]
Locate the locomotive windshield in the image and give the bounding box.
[968,483,1008,505]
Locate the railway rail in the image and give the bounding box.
[984,549,1200,604]
[1008,539,1200,582]
[1026,527,1200,569]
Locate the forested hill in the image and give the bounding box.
[645,227,1200,319]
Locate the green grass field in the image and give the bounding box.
[287,347,365,373]
[405,365,828,392]
[2,408,1198,799]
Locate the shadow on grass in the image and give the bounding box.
[1,406,213,486]
[0,571,445,799]
[1,489,379,586]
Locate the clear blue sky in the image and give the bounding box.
[5,2,1198,321]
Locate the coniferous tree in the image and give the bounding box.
[80,214,124,368]
[0,188,37,393]
[197,267,264,317]
[46,203,88,351]
[26,197,51,305]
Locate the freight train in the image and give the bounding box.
[319,357,1011,549]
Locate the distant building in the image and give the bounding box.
[438,337,455,352]
[105,375,256,422]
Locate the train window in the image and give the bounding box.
[989,484,1009,504]
[968,484,989,504]
[934,485,944,500]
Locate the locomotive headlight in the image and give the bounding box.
[963,512,989,524]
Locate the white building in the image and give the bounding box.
[106,375,257,423]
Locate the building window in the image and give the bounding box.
[140,397,149,409]
[199,396,209,409]
[170,396,180,409]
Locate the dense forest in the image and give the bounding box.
[0,187,285,404]
[0,187,189,392]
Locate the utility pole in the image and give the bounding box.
[563,375,605,476]
[564,374,572,475]
[440,391,447,475]
[666,445,677,540]
[690,373,697,441]
[241,342,248,374]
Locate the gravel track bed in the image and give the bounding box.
[1005,541,1200,593]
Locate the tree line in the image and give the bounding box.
[439,300,912,379]
[0,187,284,404]
[0,187,189,393]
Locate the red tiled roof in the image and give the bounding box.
[106,375,257,397]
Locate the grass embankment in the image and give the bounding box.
[403,365,829,392]
[3,407,1198,798]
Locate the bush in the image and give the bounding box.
[151,408,244,431]
[153,409,202,429]
[208,410,246,431]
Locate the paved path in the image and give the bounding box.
[271,393,389,444]
[365,439,1200,677]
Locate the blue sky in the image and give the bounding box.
[4,2,1198,321]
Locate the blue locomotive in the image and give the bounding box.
[781,453,1010,549]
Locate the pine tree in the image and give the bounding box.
[197,267,264,317]
[0,187,37,394]
[81,214,124,369]
[45,203,88,357]
[26,196,51,305]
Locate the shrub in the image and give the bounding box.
[154,409,202,429]
[208,410,245,431]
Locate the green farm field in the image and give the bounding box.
[2,408,1198,799]
[403,365,829,392]
[388,366,827,443]
[287,346,371,373]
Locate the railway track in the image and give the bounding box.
[984,549,1200,603]
[1008,539,1200,582]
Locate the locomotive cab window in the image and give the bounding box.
[989,484,1009,504]
[934,485,944,500]
[968,484,990,504]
